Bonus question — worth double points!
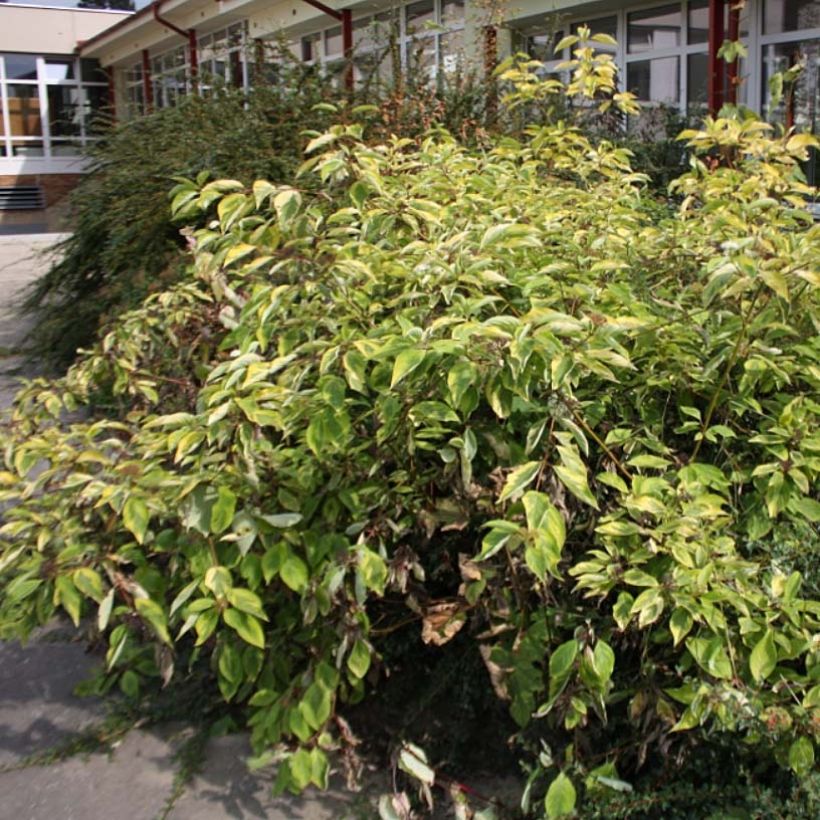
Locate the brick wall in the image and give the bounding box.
[0,174,82,209]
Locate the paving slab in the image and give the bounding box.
[0,233,66,352]
[167,733,374,820]
[0,632,105,768]
[0,727,179,820]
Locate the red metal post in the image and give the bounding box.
[707,0,725,114]
[188,28,198,83]
[142,48,154,112]
[341,9,353,93]
[106,66,116,118]
[726,4,740,104]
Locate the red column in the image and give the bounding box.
[342,9,353,93]
[188,29,198,84]
[726,4,740,104]
[142,49,154,113]
[106,66,117,123]
[707,0,726,114]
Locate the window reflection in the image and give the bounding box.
[763,38,820,131]
[628,5,681,54]
[627,56,679,103]
[764,0,820,35]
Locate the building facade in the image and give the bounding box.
[1,0,818,224]
[0,3,132,225]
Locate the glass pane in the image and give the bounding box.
[406,40,435,81]
[442,0,465,27]
[627,56,680,103]
[227,23,244,48]
[12,140,45,157]
[48,86,83,137]
[45,58,76,82]
[763,39,820,130]
[406,0,435,33]
[81,58,107,84]
[764,0,820,35]
[688,0,710,44]
[302,33,321,62]
[50,141,83,157]
[326,26,343,57]
[572,16,618,52]
[687,52,708,112]
[526,31,564,62]
[440,30,463,74]
[2,53,38,81]
[7,85,42,136]
[688,0,750,44]
[85,86,109,123]
[628,4,681,54]
[229,51,243,88]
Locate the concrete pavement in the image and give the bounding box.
[0,631,377,819]
[0,234,67,408]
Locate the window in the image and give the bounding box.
[0,53,108,159]
[764,0,820,34]
[627,56,680,104]
[151,46,188,109]
[125,63,144,118]
[760,0,820,186]
[299,0,465,88]
[198,22,249,93]
[628,5,681,54]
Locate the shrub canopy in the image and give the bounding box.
[2,51,819,817]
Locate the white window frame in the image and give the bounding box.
[0,52,108,159]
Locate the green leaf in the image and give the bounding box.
[359,548,387,595]
[545,772,577,818]
[398,742,435,786]
[749,629,777,683]
[223,607,265,648]
[592,640,615,684]
[550,640,578,686]
[613,591,634,630]
[669,608,693,647]
[261,543,287,583]
[447,360,477,410]
[97,588,115,631]
[123,496,150,544]
[788,737,815,777]
[309,747,329,789]
[260,513,303,528]
[227,588,269,621]
[135,598,171,645]
[210,486,237,535]
[273,188,301,228]
[391,348,426,388]
[347,639,371,679]
[523,491,566,548]
[55,575,82,627]
[288,748,314,790]
[280,555,309,593]
[204,566,232,598]
[73,567,104,603]
[343,348,368,393]
[555,445,599,509]
[301,681,333,729]
[499,461,541,503]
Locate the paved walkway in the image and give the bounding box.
[0,632,373,819]
[0,234,67,407]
